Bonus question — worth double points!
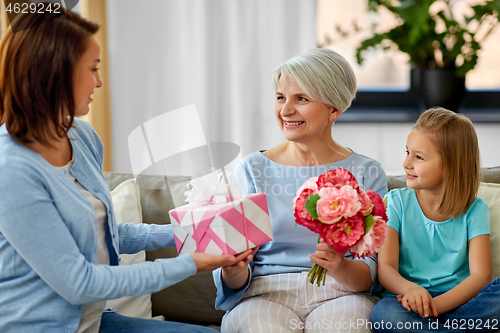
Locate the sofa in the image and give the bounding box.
[103,166,500,328]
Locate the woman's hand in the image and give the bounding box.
[398,286,438,318]
[221,247,259,290]
[191,248,254,273]
[310,242,345,272]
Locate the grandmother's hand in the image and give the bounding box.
[220,247,259,290]
[223,247,258,271]
[191,249,254,273]
[311,242,373,292]
[310,242,345,272]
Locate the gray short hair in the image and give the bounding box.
[272,48,357,113]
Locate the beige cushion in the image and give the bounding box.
[105,179,152,319]
[477,182,500,279]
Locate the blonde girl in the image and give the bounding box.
[371,108,500,332]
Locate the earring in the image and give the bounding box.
[331,109,338,123]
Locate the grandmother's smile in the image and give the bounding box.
[284,121,305,127]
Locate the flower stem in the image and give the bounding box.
[307,236,326,286]
[308,263,326,286]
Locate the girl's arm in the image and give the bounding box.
[378,228,416,294]
[432,234,492,314]
[311,243,372,292]
[379,228,438,317]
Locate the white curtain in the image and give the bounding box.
[107,0,317,175]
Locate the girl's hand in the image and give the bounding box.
[191,248,255,273]
[398,287,438,318]
[310,242,345,272]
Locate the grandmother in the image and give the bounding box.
[213,48,388,333]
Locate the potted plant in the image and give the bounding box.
[355,0,500,111]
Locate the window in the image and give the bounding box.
[317,0,500,122]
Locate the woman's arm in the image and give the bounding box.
[117,223,176,253]
[192,250,253,273]
[0,166,243,305]
[432,234,492,314]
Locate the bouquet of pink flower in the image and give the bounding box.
[293,168,388,286]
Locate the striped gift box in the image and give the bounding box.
[169,193,273,255]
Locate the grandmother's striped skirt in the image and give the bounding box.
[221,272,378,333]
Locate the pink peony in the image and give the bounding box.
[350,215,388,259]
[293,177,318,207]
[316,185,361,224]
[317,168,359,190]
[292,169,389,286]
[293,188,323,233]
[358,188,374,216]
[366,190,388,221]
[321,215,365,254]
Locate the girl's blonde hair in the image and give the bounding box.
[414,107,481,219]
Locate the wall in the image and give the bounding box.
[106,0,317,176]
[104,1,500,177]
[332,122,500,176]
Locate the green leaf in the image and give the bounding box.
[356,32,391,64]
[353,0,500,75]
[305,194,320,220]
[364,214,376,234]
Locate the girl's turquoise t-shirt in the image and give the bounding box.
[384,188,490,296]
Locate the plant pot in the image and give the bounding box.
[413,68,466,112]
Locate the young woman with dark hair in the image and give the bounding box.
[0,6,250,333]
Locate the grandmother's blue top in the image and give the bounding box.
[213,150,388,310]
[0,118,196,333]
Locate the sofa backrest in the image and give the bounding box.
[104,166,500,326]
[388,166,500,191]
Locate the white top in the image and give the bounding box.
[58,156,108,333]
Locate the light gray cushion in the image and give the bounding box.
[483,166,500,184]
